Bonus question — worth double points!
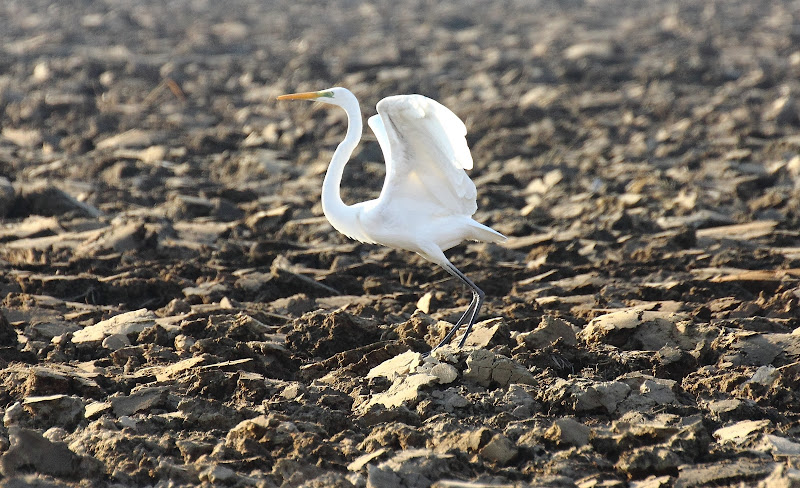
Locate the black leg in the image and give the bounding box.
[433,295,477,349]
[432,263,485,350]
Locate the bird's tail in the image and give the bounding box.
[469,220,507,244]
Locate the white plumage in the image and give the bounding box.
[278,87,505,349]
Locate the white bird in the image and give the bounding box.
[278,87,506,349]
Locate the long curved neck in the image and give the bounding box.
[321,97,363,239]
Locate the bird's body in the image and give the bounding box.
[278,87,505,349]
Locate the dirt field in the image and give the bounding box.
[2,0,800,486]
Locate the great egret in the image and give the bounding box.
[278,87,506,349]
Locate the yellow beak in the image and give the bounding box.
[277,91,322,101]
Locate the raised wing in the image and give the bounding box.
[371,94,477,217]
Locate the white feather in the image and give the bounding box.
[372,94,477,218]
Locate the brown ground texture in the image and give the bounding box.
[2,0,800,487]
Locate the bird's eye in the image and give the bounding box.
[320,91,334,98]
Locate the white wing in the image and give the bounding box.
[370,94,477,217]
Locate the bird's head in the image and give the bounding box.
[277,86,355,107]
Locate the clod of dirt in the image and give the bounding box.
[10,181,102,220]
[0,427,84,478]
[579,308,700,351]
[71,309,157,344]
[545,417,592,448]
[285,310,382,359]
[517,315,578,349]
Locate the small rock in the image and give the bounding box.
[579,308,696,351]
[226,415,277,455]
[463,349,535,387]
[616,445,681,478]
[617,373,678,411]
[72,309,157,344]
[281,382,307,401]
[367,350,422,382]
[42,427,69,443]
[138,145,168,163]
[152,356,205,382]
[756,434,800,456]
[416,292,434,314]
[543,377,629,414]
[545,417,592,447]
[201,464,236,484]
[747,365,780,386]
[713,419,771,444]
[630,475,673,488]
[84,401,112,419]
[101,333,131,351]
[2,127,43,147]
[504,384,538,418]
[460,318,510,349]
[763,94,799,125]
[22,394,85,429]
[95,129,162,150]
[706,398,746,418]
[76,221,147,256]
[518,315,577,349]
[564,41,616,61]
[167,194,215,220]
[438,389,469,410]
[3,402,24,426]
[174,334,196,353]
[161,298,192,316]
[111,386,169,417]
[429,363,458,384]
[366,463,402,488]
[182,281,230,304]
[369,448,454,488]
[675,459,775,487]
[479,434,518,465]
[365,373,438,409]
[348,448,389,472]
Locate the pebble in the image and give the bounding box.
[550,378,631,414]
[22,394,85,429]
[365,373,438,410]
[367,449,454,488]
[460,318,510,349]
[545,417,592,447]
[72,309,157,344]
[367,350,422,382]
[713,419,771,444]
[518,315,578,349]
[463,349,535,388]
[615,446,681,478]
[429,363,459,384]
[111,386,169,417]
[479,433,518,465]
[101,333,131,351]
